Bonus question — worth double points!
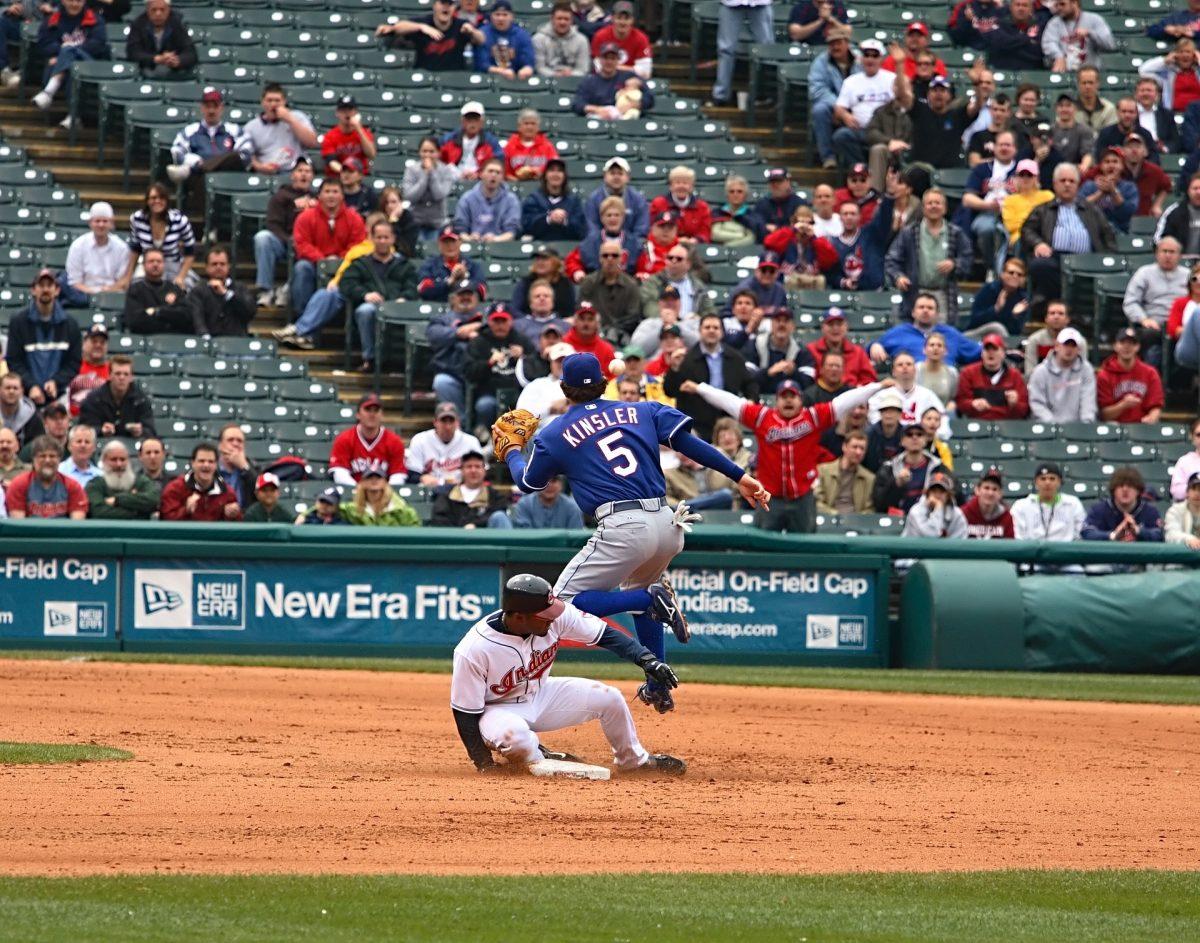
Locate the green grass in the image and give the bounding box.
[0,871,1195,942]
[7,649,1200,705]
[0,742,132,764]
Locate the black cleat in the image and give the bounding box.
[538,745,582,763]
[631,753,687,776]
[636,682,675,714]
[649,578,689,643]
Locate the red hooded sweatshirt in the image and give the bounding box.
[292,203,366,263]
[1096,354,1165,422]
[648,194,712,242]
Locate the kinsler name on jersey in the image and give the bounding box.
[558,406,642,447]
[489,642,559,697]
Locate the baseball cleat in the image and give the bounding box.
[538,745,582,763]
[636,682,675,714]
[649,578,689,643]
[631,754,687,776]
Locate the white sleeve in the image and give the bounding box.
[554,602,606,646]
[331,467,357,488]
[694,382,748,420]
[449,649,488,713]
[405,434,428,475]
[831,382,883,421]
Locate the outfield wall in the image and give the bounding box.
[1,521,1198,672]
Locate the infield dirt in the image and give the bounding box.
[1,659,1197,876]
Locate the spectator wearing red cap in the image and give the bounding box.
[168,90,245,184]
[329,394,408,488]
[503,109,560,181]
[322,95,377,178]
[589,0,651,78]
[562,304,616,376]
[882,23,947,79]
[465,304,533,430]
[722,254,788,317]
[832,163,879,226]
[807,307,877,387]
[648,167,712,244]
[634,211,681,279]
[416,227,487,301]
[679,372,889,531]
[337,157,375,218]
[159,442,242,522]
[1096,327,1164,423]
[961,467,1014,539]
[955,333,1029,420]
[243,473,295,523]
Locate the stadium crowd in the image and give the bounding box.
[1,0,1200,548]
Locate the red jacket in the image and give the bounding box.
[562,329,616,378]
[1096,354,1165,422]
[832,187,879,226]
[648,194,712,242]
[764,227,839,276]
[503,133,559,179]
[292,203,366,262]
[159,473,242,522]
[961,496,1015,539]
[320,124,376,176]
[1166,295,1197,340]
[806,337,878,387]
[439,131,501,170]
[635,233,678,279]
[955,362,1030,420]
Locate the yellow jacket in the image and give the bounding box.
[329,238,376,288]
[1001,189,1053,247]
[603,375,674,406]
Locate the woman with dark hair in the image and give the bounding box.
[402,135,458,241]
[125,181,196,288]
[510,246,575,317]
[519,157,587,241]
[375,185,421,260]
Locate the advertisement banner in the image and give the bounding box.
[0,556,119,645]
[664,563,881,660]
[122,559,500,648]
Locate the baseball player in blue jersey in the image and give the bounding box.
[495,352,770,713]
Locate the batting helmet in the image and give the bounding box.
[501,573,565,619]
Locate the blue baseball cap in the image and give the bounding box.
[562,352,604,387]
[776,379,802,396]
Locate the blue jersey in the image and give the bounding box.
[518,399,693,515]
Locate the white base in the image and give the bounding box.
[528,758,611,781]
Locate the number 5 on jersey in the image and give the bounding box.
[597,431,639,478]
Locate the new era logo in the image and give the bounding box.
[47,608,72,628]
[142,582,183,614]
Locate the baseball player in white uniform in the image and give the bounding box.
[450,574,686,775]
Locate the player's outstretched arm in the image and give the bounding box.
[595,627,679,690]
[831,379,892,420]
[682,381,748,422]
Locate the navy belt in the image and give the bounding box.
[594,497,667,520]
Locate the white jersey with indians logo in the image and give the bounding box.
[450,604,605,713]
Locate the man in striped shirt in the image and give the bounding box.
[1018,162,1116,317]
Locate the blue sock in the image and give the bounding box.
[633,612,665,672]
[571,589,652,618]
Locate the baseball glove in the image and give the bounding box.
[491,408,540,460]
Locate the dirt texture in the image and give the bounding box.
[0,658,1197,876]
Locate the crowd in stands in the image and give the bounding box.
[3,0,1200,552]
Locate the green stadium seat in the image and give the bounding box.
[948,417,993,439]
[143,376,204,399]
[240,401,303,424]
[177,400,238,423]
[273,421,333,446]
[245,358,308,381]
[131,354,178,377]
[1096,440,1158,464]
[993,420,1057,442]
[1124,423,1188,444]
[178,355,243,379]
[1058,421,1123,442]
[1029,440,1092,463]
[146,335,209,357]
[277,379,339,402]
[210,336,277,359]
[302,401,356,425]
[247,441,291,465]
